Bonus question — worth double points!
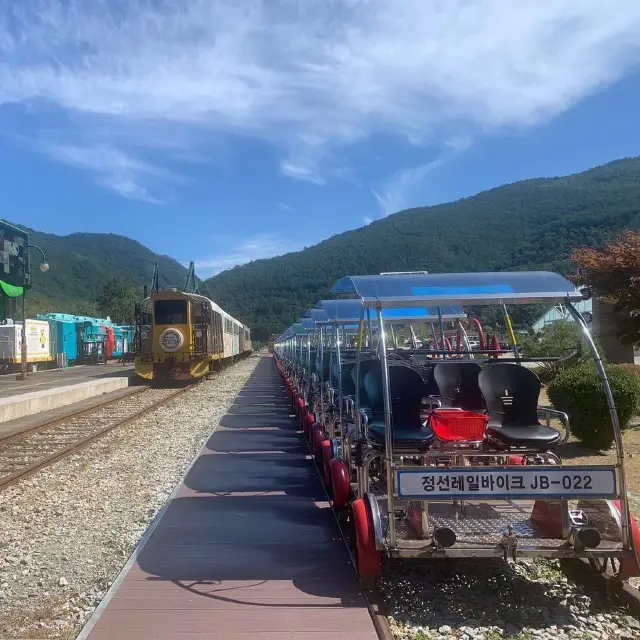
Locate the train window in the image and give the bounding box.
[154,300,187,325]
[141,301,153,325]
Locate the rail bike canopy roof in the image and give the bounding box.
[315,299,466,324]
[302,308,329,323]
[330,271,582,308]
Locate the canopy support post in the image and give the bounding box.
[377,306,396,548]
[566,300,633,552]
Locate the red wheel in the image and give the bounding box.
[613,500,640,578]
[351,498,382,588]
[330,458,350,509]
[311,423,326,460]
[321,440,333,487]
[304,412,316,440]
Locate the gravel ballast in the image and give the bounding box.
[0,355,259,640]
[382,559,640,639]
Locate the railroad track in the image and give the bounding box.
[0,386,187,490]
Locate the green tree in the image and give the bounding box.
[518,321,595,383]
[96,276,140,324]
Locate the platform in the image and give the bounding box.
[0,364,135,424]
[80,356,378,640]
[0,363,134,398]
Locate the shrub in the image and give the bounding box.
[547,363,640,451]
[618,363,640,380]
[518,321,599,384]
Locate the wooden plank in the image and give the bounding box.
[89,631,377,640]
[92,609,374,633]
[86,357,378,640]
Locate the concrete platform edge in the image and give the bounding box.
[0,376,133,424]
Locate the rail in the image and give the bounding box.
[0,386,188,491]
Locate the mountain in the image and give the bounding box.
[1,225,189,318]
[204,157,640,341]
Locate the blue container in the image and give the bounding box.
[50,319,78,364]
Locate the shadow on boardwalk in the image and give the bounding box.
[136,356,365,610]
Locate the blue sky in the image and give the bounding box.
[1,1,640,278]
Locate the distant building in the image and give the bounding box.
[531,299,593,332]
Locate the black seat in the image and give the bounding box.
[350,360,380,413]
[331,361,356,396]
[364,365,434,448]
[434,362,484,410]
[420,364,442,400]
[478,364,560,449]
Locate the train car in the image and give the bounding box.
[239,323,252,356]
[0,318,54,371]
[113,325,135,360]
[134,289,249,383]
[47,317,78,366]
[37,313,135,365]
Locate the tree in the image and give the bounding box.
[572,230,640,346]
[96,276,140,325]
[517,321,594,383]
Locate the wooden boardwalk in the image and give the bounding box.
[82,356,378,639]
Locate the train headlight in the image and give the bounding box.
[159,328,184,352]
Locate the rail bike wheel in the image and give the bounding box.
[304,412,316,441]
[612,499,640,579]
[351,498,382,589]
[330,458,350,509]
[321,439,333,488]
[311,423,326,461]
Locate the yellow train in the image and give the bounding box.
[134,290,251,383]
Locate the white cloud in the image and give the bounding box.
[373,135,473,216]
[194,233,302,276]
[373,157,445,217]
[42,143,183,202]
[1,0,640,196]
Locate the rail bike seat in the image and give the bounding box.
[333,361,356,397]
[433,361,485,410]
[346,359,382,418]
[478,363,560,449]
[364,365,434,449]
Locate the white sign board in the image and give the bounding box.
[397,466,617,500]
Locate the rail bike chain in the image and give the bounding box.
[0,387,186,490]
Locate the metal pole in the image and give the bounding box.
[319,326,324,426]
[367,308,374,355]
[566,301,632,551]
[20,290,27,379]
[377,307,396,547]
[437,306,447,358]
[457,319,473,357]
[336,323,343,440]
[355,307,365,488]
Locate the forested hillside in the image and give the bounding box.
[204,157,640,341]
[1,225,188,317]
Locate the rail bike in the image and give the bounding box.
[273,270,640,589]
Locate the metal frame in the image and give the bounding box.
[325,271,635,565]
